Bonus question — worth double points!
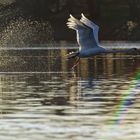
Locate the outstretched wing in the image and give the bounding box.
[80,13,100,45]
[67,14,98,50]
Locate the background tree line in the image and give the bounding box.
[0,0,140,41]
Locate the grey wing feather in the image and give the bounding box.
[80,13,100,45]
[67,14,97,50]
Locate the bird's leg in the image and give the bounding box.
[72,57,80,70]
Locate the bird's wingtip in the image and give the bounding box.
[66,22,69,25]
[70,14,73,18]
[81,13,86,18]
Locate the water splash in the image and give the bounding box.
[0,18,54,48]
[0,17,55,69]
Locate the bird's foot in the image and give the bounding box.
[72,57,80,71]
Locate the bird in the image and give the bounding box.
[66,13,139,70]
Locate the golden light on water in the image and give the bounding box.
[0,46,140,140]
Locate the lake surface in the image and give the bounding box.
[0,42,140,140]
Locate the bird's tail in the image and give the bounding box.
[66,51,79,59]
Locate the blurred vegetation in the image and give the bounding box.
[0,0,140,41]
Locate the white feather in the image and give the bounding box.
[80,13,99,45]
[66,14,99,50]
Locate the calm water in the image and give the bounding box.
[0,43,140,140]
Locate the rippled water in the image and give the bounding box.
[0,43,140,140]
